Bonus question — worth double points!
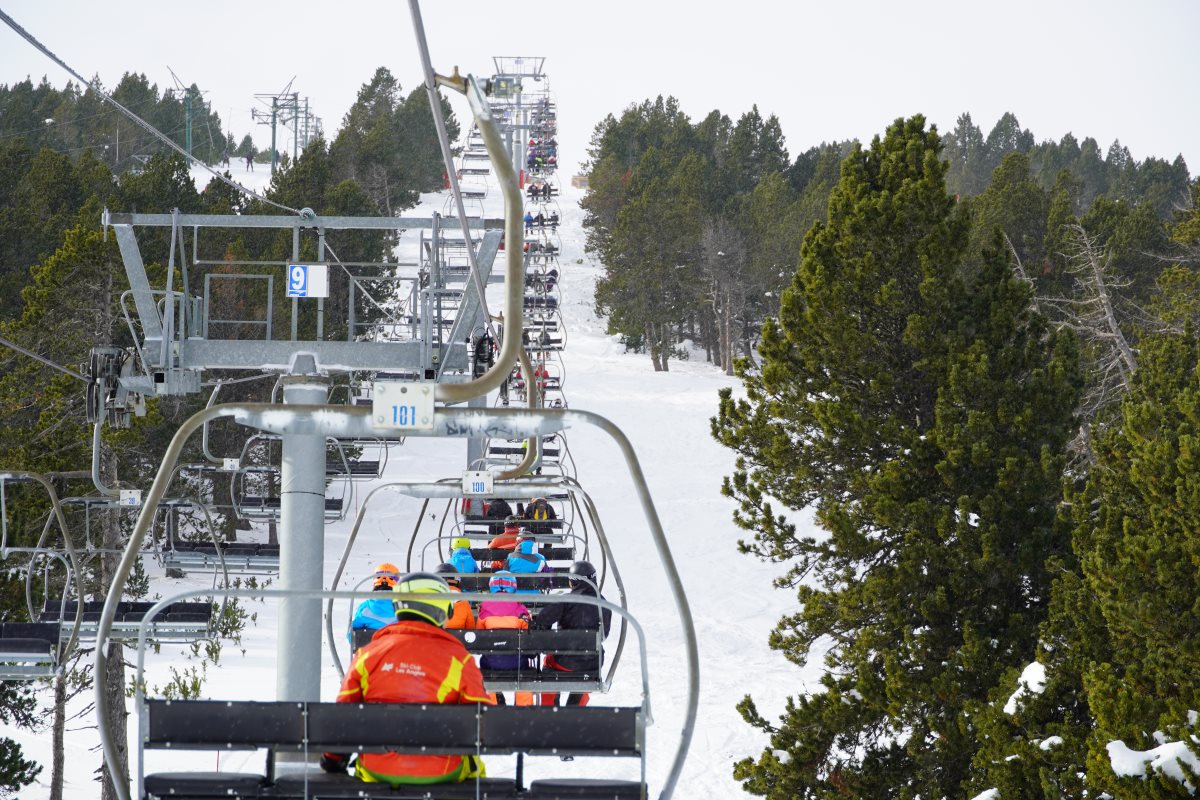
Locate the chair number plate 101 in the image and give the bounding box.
[373,382,435,431]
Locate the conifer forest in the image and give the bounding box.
[2,62,1199,800]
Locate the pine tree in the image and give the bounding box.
[594,148,705,370]
[713,116,1081,798]
[967,152,1048,270]
[1066,328,1200,798]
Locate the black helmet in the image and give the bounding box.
[434,562,460,587]
[568,560,596,585]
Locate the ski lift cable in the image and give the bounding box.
[0,9,301,216]
[0,332,88,382]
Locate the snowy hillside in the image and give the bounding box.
[10,160,820,800]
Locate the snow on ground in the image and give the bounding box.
[11,157,822,799]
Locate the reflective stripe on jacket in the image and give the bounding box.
[337,620,493,782]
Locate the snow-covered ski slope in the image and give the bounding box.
[12,153,824,799]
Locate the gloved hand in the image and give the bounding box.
[320,752,349,774]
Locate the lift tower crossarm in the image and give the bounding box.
[103,212,503,229]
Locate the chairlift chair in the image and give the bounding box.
[0,622,62,680]
[159,499,280,576]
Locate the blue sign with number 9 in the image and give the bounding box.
[289,265,307,295]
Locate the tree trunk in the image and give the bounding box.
[659,324,671,373]
[49,671,66,800]
[646,322,664,372]
[98,444,128,800]
[740,318,758,369]
[722,286,734,375]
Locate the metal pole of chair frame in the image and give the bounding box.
[556,476,631,693]
[91,418,120,497]
[466,392,488,467]
[408,0,526,408]
[290,226,300,341]
[95,403,695,799]
[498,347,542,480]
[408,0,498,355]
[316,229,325,341]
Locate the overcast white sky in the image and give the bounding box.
[1,0,1197,176]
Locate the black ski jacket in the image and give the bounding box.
[531,585,611,672]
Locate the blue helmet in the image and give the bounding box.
[489,572,518,593]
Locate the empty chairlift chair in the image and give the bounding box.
[0,622,62,680]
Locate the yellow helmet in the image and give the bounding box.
[451,537,471,550]
[392,572,453,627]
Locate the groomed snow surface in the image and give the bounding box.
[11,163,815,799]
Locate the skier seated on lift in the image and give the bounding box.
[322,572,494,784]
[524,210,535,232]
[434,563,476,630]
[488,517,523,553]
[347,562,400,646]
[504,537,549,593]
[478,572,537,705]
[523,497,557,521]
[533,560,611,707]
[482,497,514,535]
[522,497,557,536]
[448,537,478,574]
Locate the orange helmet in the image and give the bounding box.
[373,562,400,589]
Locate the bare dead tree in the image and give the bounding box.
[1003,232,1042,317]
[1036,223,1138,466]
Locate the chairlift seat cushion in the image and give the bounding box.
[484,706,639,756]
[0,622,60,646]
[0,638,55,657]
[480,668,602,689]
[145,699,305,750]
[423,778,518,798]
[306,702,478,752]
[526,778,647,798]
[143,771,266,798]
[271,771,517,798]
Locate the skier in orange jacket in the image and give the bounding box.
[322,572,494,785]
[434,562,476,630]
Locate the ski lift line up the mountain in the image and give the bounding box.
[0,2,698,796]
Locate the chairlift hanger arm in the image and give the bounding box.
[408,0,526,406]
